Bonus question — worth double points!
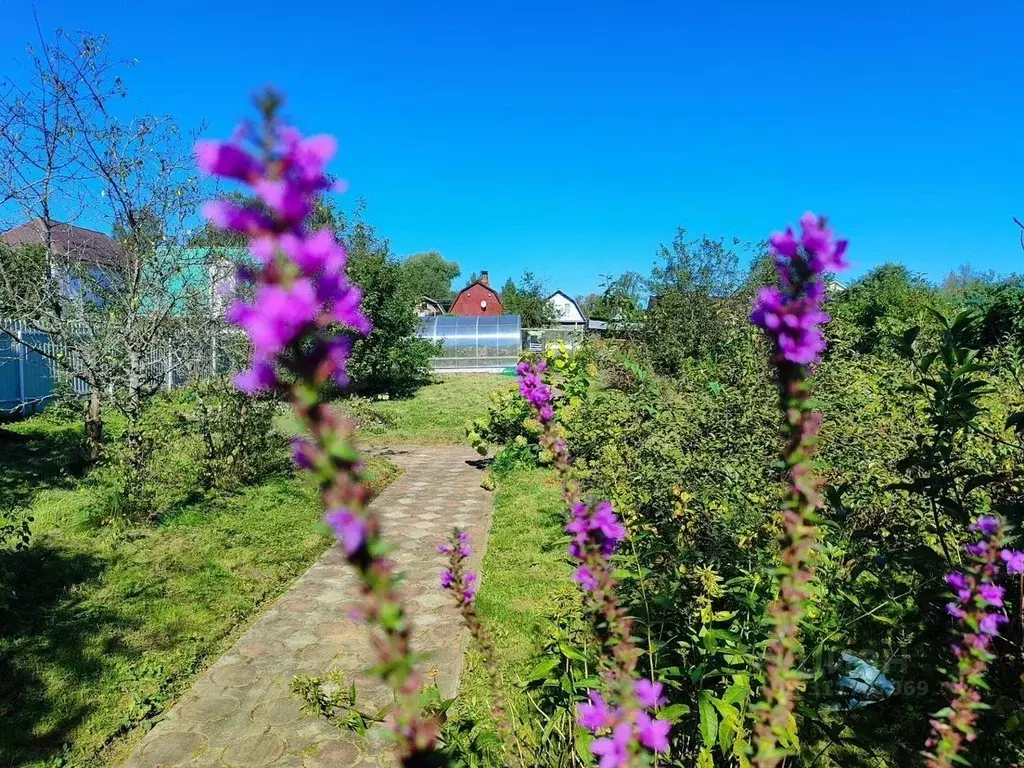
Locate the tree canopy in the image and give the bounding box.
[401,251,460,302]
[501,271,555,327]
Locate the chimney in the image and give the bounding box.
[480,270,489,286]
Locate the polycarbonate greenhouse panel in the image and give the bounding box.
[417,314,522,372]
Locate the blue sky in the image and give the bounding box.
[2,0,1022,297]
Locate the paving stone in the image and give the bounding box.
[120,446,493,767]
[221,731,286,767]
[210,660,264,688]
[139,730,208,765]
[176,692,240,725]
[411,592,448,610]
[302,740,362,768]
[250,695,305,726]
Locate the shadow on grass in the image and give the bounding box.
[0,542,130,765]
[0,420,89,508]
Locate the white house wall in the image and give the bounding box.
[548,293,586,324]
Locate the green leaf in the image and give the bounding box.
[723,682,750,705]
[658,703,691,722]
[698,691,719,749]
[574,730,594,762]
[558,642,588,662]
[1006,412,1024,435]
[718,710,738,754]
[525,658,560,682]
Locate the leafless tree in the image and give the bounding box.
[0,26,216,460]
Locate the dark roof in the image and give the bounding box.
[456,280,500,299]
[2,219,124,269]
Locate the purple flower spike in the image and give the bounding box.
[978,582,1005,607]
[198,104,448,760]
[973,516,1001,536]
[636,711,671,752]
[194,140,261,181]
[926,514,1019,768]
[577,691,611,730]
[1001,549,1024,574]
[590,721,632,768]
[752,213,847,367]
[438,528,478,606]
[325,507,367,556]
[573,565,598,591]
[634,679,666,709]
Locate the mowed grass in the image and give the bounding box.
[452,467,577,727]
[0,416,398,768]
[359,373,514,445]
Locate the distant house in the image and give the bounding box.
[169,247,249,316]
[2,219,123,268]
[2,219,125,299]
[450,271,503,316]
[416,297,446,317]
[826,279,847,295]
[546,290,588,329]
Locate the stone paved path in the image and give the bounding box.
[121,446,493,768]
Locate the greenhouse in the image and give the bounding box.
[417,315,522,372]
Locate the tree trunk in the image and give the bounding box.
[85,387,103,462]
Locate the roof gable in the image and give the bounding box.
[546,289,587,323]
[455,280,500,302]
[2,219,124,268]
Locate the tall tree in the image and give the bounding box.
[640,229,751,373]
[501,270,555,327]
[401,251,460,302]
[0,29,210,458]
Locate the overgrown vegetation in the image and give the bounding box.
[466,253,1024,767]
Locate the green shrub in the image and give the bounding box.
[336,394,398,434]
[467,342,592,466]
[344,214,439,396]
[80,402,203,525]
[180,378,292,490]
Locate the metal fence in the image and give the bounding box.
[0,318,236,416]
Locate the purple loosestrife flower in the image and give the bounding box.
[518,355,672,765]
[194,139,262,181]
[325,507,367,556]
[1000,549,1024,573]
[591,722,633,768]
[752,212,847,367]
[636,712,671,752]
[437,528,516,750]
[925,515,1018,768]
[197,97,437,762]
[577,692,612,730]
[634,679,666,709]
[751,215,848,768]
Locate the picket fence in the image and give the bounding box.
[0,318,234,416]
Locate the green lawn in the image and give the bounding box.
[357,373,514,445]
[0,416,397,768]
[0,372,522,766]
[452,467,576,728]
